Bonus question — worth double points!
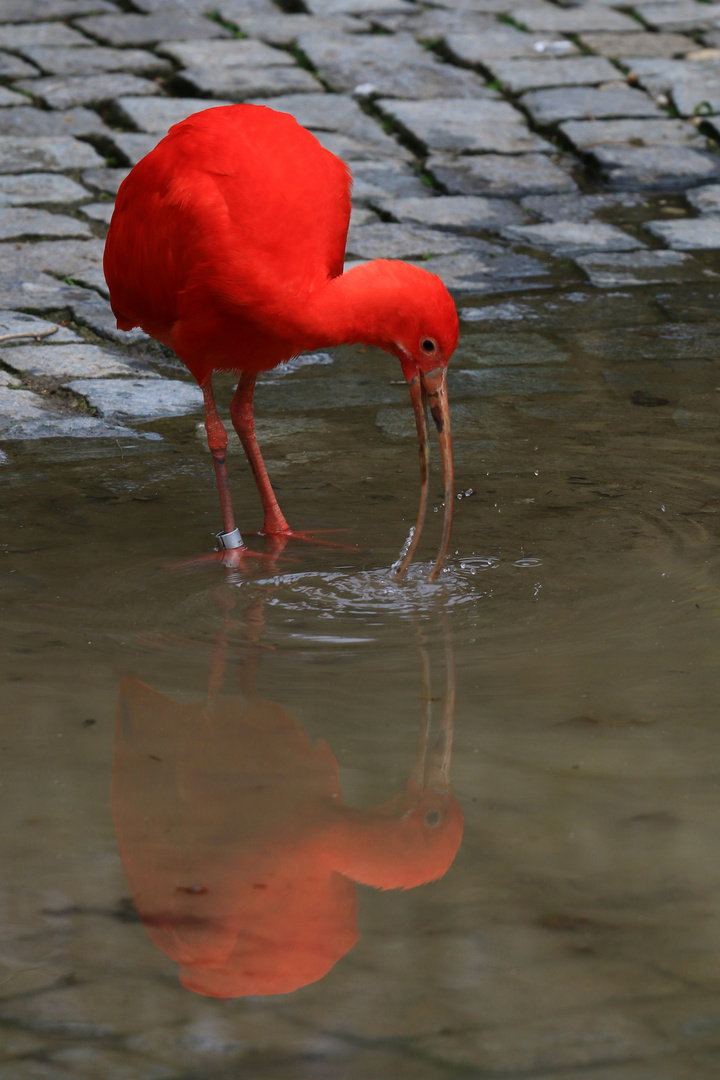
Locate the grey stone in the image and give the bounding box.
[350,160,430,200]
[0,173,89,206]
[375,8,497,38]
[0,208,91,240]
[624,57,720,115]
[2,415,150,439]
[487,55,619,93]
[345,222,487,259]
[304,0,415,13]
[520,191,645,221]
[79,202,114,224]
[349,206,378,225]
[178,64,322,100]
[67,377,203,418]
[513,4,639,33]
[445,29,577,64]
[111,132,162,166]
[0,386,50,432]
[68,287,150,344]
[81,168,131,196]
[215,0,288,14]
[0,50,38,78]
[76,12,232,46]
[247,92,397,147]
[0,311,82,344]
[0,268,81,310]
[560,117,705,150]
[504,220,644,254]
[114,96,235,134]
[0,87,32,107]
[297,32,491,98]
[18,45,171,77]
[590,145,720,189]
[0,0,115,20]
[377,98,551,154]
[686,183,720,214]
[413,250,545,292]
[0,22,91,47]
[673,72,720,117]
[0,106,112,138]
[16,238,107,295]
[634,2,720,32]
[234,14,370,46]
[576,249,695,286]
[158,39,296,68]
[427,152,578,197]
[579,31,696,58]
[645,217,720,247]
[459,301,538,321]
[521,85,664,125]
[373,194,524,230]
[0,343,152,379]
[311,129,412,163]
[16,74,163,110]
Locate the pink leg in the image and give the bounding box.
[230,372,291,536]
[202,379,243,550]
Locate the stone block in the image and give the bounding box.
[216,0,288,14]
[625,57,720,114]
[427,152,578,197]
[248,92,396,147]
[376,8,498,38]
[18,45,171,77]
[520,192,645,221]
[233,13,370,46]
[513,4,639,33]
[0,311,82,344]
[0,0,115,20]
[0,21,91,46]
[373,194,524,230]
[79,202,114,224]
[0,386,50,432]
[576,249,695,286]
[304,0,415,13]
[0,87,31,107]
[0,343,152,379]
[0,137,103,173]
[114,96,235,134]
[377,98,551,154]
[178,64,321,100]
[505,220,643,254]
[0,106,112,138]
[16,74,162,110]
[590,145,720,189]
[68,287,150,343]
[66,377,204,418]
[111,132,162,166]
[0,50,38,78]
[17,238,107,295]
[487,55,619,93]
[0,208,92,240]
[0,268,80,310]
[0,173,89,206]
[521,85,663,125]
[350,159,430,200]
[686,183,720,214]
[414,250,545,292]
[81,167,131,196]
[311,129,411,163]
[345,221,488,259]
[560,118,704,150]
[297,32,490,97]
[1,414,150,440]
[76,12,232,46]
[645,217,720,247]
[579,31,696,58]
[635,2,720,32]
[445,29,576,64]
[158,39,295,68]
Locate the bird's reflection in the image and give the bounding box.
[111,596,462,998]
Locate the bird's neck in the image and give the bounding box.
[295,263,403,354]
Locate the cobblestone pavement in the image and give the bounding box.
[0,0,719,443]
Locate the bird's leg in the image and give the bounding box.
[230,372,291,536]
[202,379,243,552]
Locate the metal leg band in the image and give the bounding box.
[215,527,243,551]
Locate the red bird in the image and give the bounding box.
[104,104,458,578]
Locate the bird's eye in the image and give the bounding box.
[424,809,442,828]
[422,339,436,353]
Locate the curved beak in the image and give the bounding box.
[394,367,454,582]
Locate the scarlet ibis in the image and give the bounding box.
[110,608,461,998]
[104,104,458,579]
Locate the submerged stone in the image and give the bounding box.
[67,377,203,418]
[576,250,696,287]
[373,195,524,231]
[504,221,644,255]
[645,218,720,248]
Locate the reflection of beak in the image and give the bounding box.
[423,628,455,792]
[394,367,454,582]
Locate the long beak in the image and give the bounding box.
[392,375,429,580]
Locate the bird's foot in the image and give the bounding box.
[254,528,359,553]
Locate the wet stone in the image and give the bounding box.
[114,96,235,134]
[235,14,371,47]
[579,31,697,59]
[427,153,578,198]
[645,217,720,248]
[0,106,112,139]
[560,118,705,151]
[16,74,163,111]
[377,98,551,155]
[521,192,645,222]
[0,0,116,19]
[0,311,82,344]
[486,56,619,94]
[81,168,131,196]
[110,132,162,166]
[590,146,720,190]
[634,2,720,32]
[2,414,151,440]
[521,86,664,125]
[513,4,639,34]
[297,32,491,98]
[345,222,489,259]
[177,65,321,100]
[504,221,644,255]
[0,343,153,379]
[577,249,695,287]
[0,22,91,47]
[0,208,91,240]
[0,51,38,78]
[414,251,545,292]
[67,377,203,419]
[0,174,89,206]
[373,194,524,231]
[351,160,430,200]
[686,183,720,214]
[444,29,577,64]
[76,12,232,46]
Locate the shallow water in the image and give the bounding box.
[2,281,720,1078]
